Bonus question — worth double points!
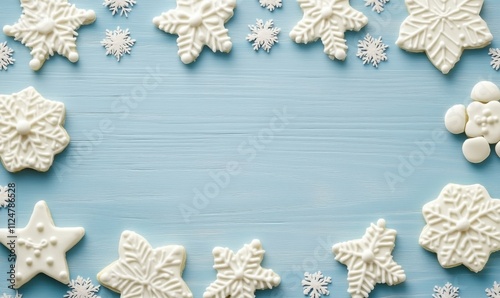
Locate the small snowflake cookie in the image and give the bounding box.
[0,87,70,172]
[397,0,493,74]
[103,0,136,17]
[302,271,331,298]
[1,293,22,298]
[153,0,236,64]
[365,0,389,13]
[433,283,460,298]
[357,34,388,68]
[487,281,500,298]
[420,184,500,272]
[97,231,193,298]
[0,42,15,71]
[4,0,96,71]
[203,239,281,298]
[290,0,368,61]
[444,81,500,163]
[490,48,500,71]
[247,19,281,52]
[0,200,85,288]
[65,276,100,298]
[259,0,282,11]
[101,27,136,61]
[332,219,406,298]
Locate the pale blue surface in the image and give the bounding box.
[1,0,500,297]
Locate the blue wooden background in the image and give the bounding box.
[1,0,500,297]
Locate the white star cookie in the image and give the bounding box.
[0,200,85,288]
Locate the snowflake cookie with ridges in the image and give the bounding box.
[290,0,368,61]
[397,0,493,74]
[302,271,331,298]
[0,42,15,71]
[153,0,236,64]
[365,0,389,13]
[0,87,70,172]
[487,281,500,298]
[356,34,388,68]
[101,27,136,61]
[247,19,281,52]
[433,283,460,298]
[97,231,192,298]
[420,184,500,272]
[65,276,100,298]
[203,239,281,298]
[259,0,282,11]
[103,0,136,17]
[3,0,96,71]
[489,48,500,71]
[332,219,406,298]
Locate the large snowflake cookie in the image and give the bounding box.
[290,0,368,61]
[420,184,500,272]
[153,0,236,64]
[444,81,500,163]
[0,200,85,288]
[203,239,281,298]
[332,219,406,298]
[97,231,193,298]
[397,0,493,74]
[4,0,96,71]
[0,87,70,172]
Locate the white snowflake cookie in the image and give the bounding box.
[97,231,193,298]
[490,48,500,71]
[203,239,281,298]
[259,0,282,11]
[0,200,85,288]
[0,42,15,71]
[4,0,96,71]
[487,281,500,298]
[103,0,136,17]
[0,293,22,298]
[356,34,388,68]
[302,271,331,298]
[247,19,281,52]
[397,0,493,74]
[433,283,460,298]
[365,0,389,13]
[65,276,100,298]
[290,0,368,61]
[420,184,500,272]
[0,87,70,172]
[332,219,406,298]
[153,0,236,64]
[101,27,136,61]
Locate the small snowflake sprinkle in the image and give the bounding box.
[0,186,9,208]
[489,48,500,71]
[433,283,460,298]
[365,0,389,13]
[302,271,331,298]
[259,0,282,11]
[1,293,22,298]
[103,0,136,17]
[357,34,388,68]
[0,42,15,71]
[487,282,500,298]
[65,276,100,298]
[101,27,136,61]
[246,19,281,52]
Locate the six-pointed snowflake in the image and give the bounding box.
[487,281,500,298]
[103,0,136,17]
[420,184,500,272]
[0,42,15,71]
[365,0,389,13]
[247,19,281,52]
[204,239,281,298]
[290,0,368,61]
[65,276,101,298]
[433,283,460,298]
[153,0,236,64]
[101,27,136,61]
[0,186,9,208]
[302,271,331,298]
[1,293,22,298]
[332,219,406,298]
[4,0,96,71]
[356,34,388,67]
[259,0,282,11]
[489,48,500,71]
[397,0,493,74]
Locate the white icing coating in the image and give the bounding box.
[462,136,490,163]
[0,87,70,172]
[445,104,467,134]
[496,142,500,158]
[471,81,500,103]
[153,0,236,64]
[97,231,192,298]
[0,201,84,288]
[332,219,406,298]
[420,184,500,272]
[203,239,281,298]
[289,0,368,61]
[396,0,493,74]
[465,101,500,144]
[4,0,96,71]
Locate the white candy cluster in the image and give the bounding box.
[445,81,500,163]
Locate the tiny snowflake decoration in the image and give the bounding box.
[487,281,500,298]
[365,0,389,13]
[302,271,331,298]
[103,0,136,17]
[101,27,136,61]
[246,19,281,52]
[489,48,500,71]
[0,42,15,71]
[356,34,388,68]
[65,276,100,298]
[1,293,22,298]
[433,283,460,298]
[0,186,9,208]
[259,0,282,11]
